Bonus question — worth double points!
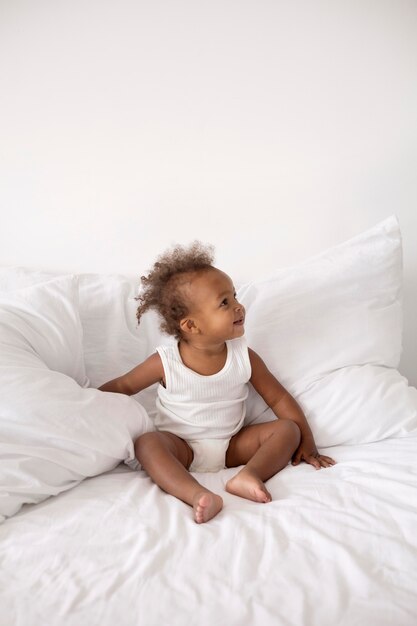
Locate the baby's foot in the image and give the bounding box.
[193,491,223,524]
[226,469,272,503]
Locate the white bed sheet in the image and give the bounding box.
[1,435,416,626]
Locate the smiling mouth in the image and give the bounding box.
[234,318,245,325]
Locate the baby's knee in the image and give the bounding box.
[134,431,159,462]
[280,419,301,448]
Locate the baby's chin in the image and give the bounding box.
[232,323,245,336]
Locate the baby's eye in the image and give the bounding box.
[220,298,228,307]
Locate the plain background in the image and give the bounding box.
[1,0,416,385]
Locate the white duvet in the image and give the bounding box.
[1,435,416,626]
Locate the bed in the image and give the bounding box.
[1,216,416,626]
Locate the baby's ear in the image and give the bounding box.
[179,317,199,335]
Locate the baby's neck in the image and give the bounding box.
[179,338,226,355]
[177,339,228,376]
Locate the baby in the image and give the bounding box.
[99,242,335,523]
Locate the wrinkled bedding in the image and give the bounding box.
[2,218,417,625]
[1,435,416,626]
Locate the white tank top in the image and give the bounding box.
[155,337,251,440]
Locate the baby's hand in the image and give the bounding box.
[291,433,336,470]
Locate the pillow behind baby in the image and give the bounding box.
[0,276,154,523]
[241,215,417,446]
[76,272,171,420]
[2,216,416,459]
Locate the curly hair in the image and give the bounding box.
[135,241,215,339]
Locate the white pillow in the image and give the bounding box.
[0,267,168,417]
[246,365,417,446]
[0,265,56,293]
[0,276,154,523]
[0,275,87,385]
[239,216,403,395]
[77,272,172,419]
[241,216,417,445]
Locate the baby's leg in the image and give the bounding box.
[134,431,223,523]
[225,420,301,502]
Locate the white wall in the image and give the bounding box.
[1,0,416,384]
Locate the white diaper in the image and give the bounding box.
[188,438,230,473]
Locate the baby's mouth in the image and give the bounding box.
[233,318,245,326]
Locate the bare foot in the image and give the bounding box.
[193,491,223,524]
[226,469,272,503]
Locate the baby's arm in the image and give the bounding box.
[248,348,336,469]
[99,352,164,396]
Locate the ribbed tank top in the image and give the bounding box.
[155,337,251,440]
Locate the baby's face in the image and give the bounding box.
[186,268,245,342]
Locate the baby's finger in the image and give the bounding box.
[308,455,322,470]
[319,455,336,467]
[318,457,333,468]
